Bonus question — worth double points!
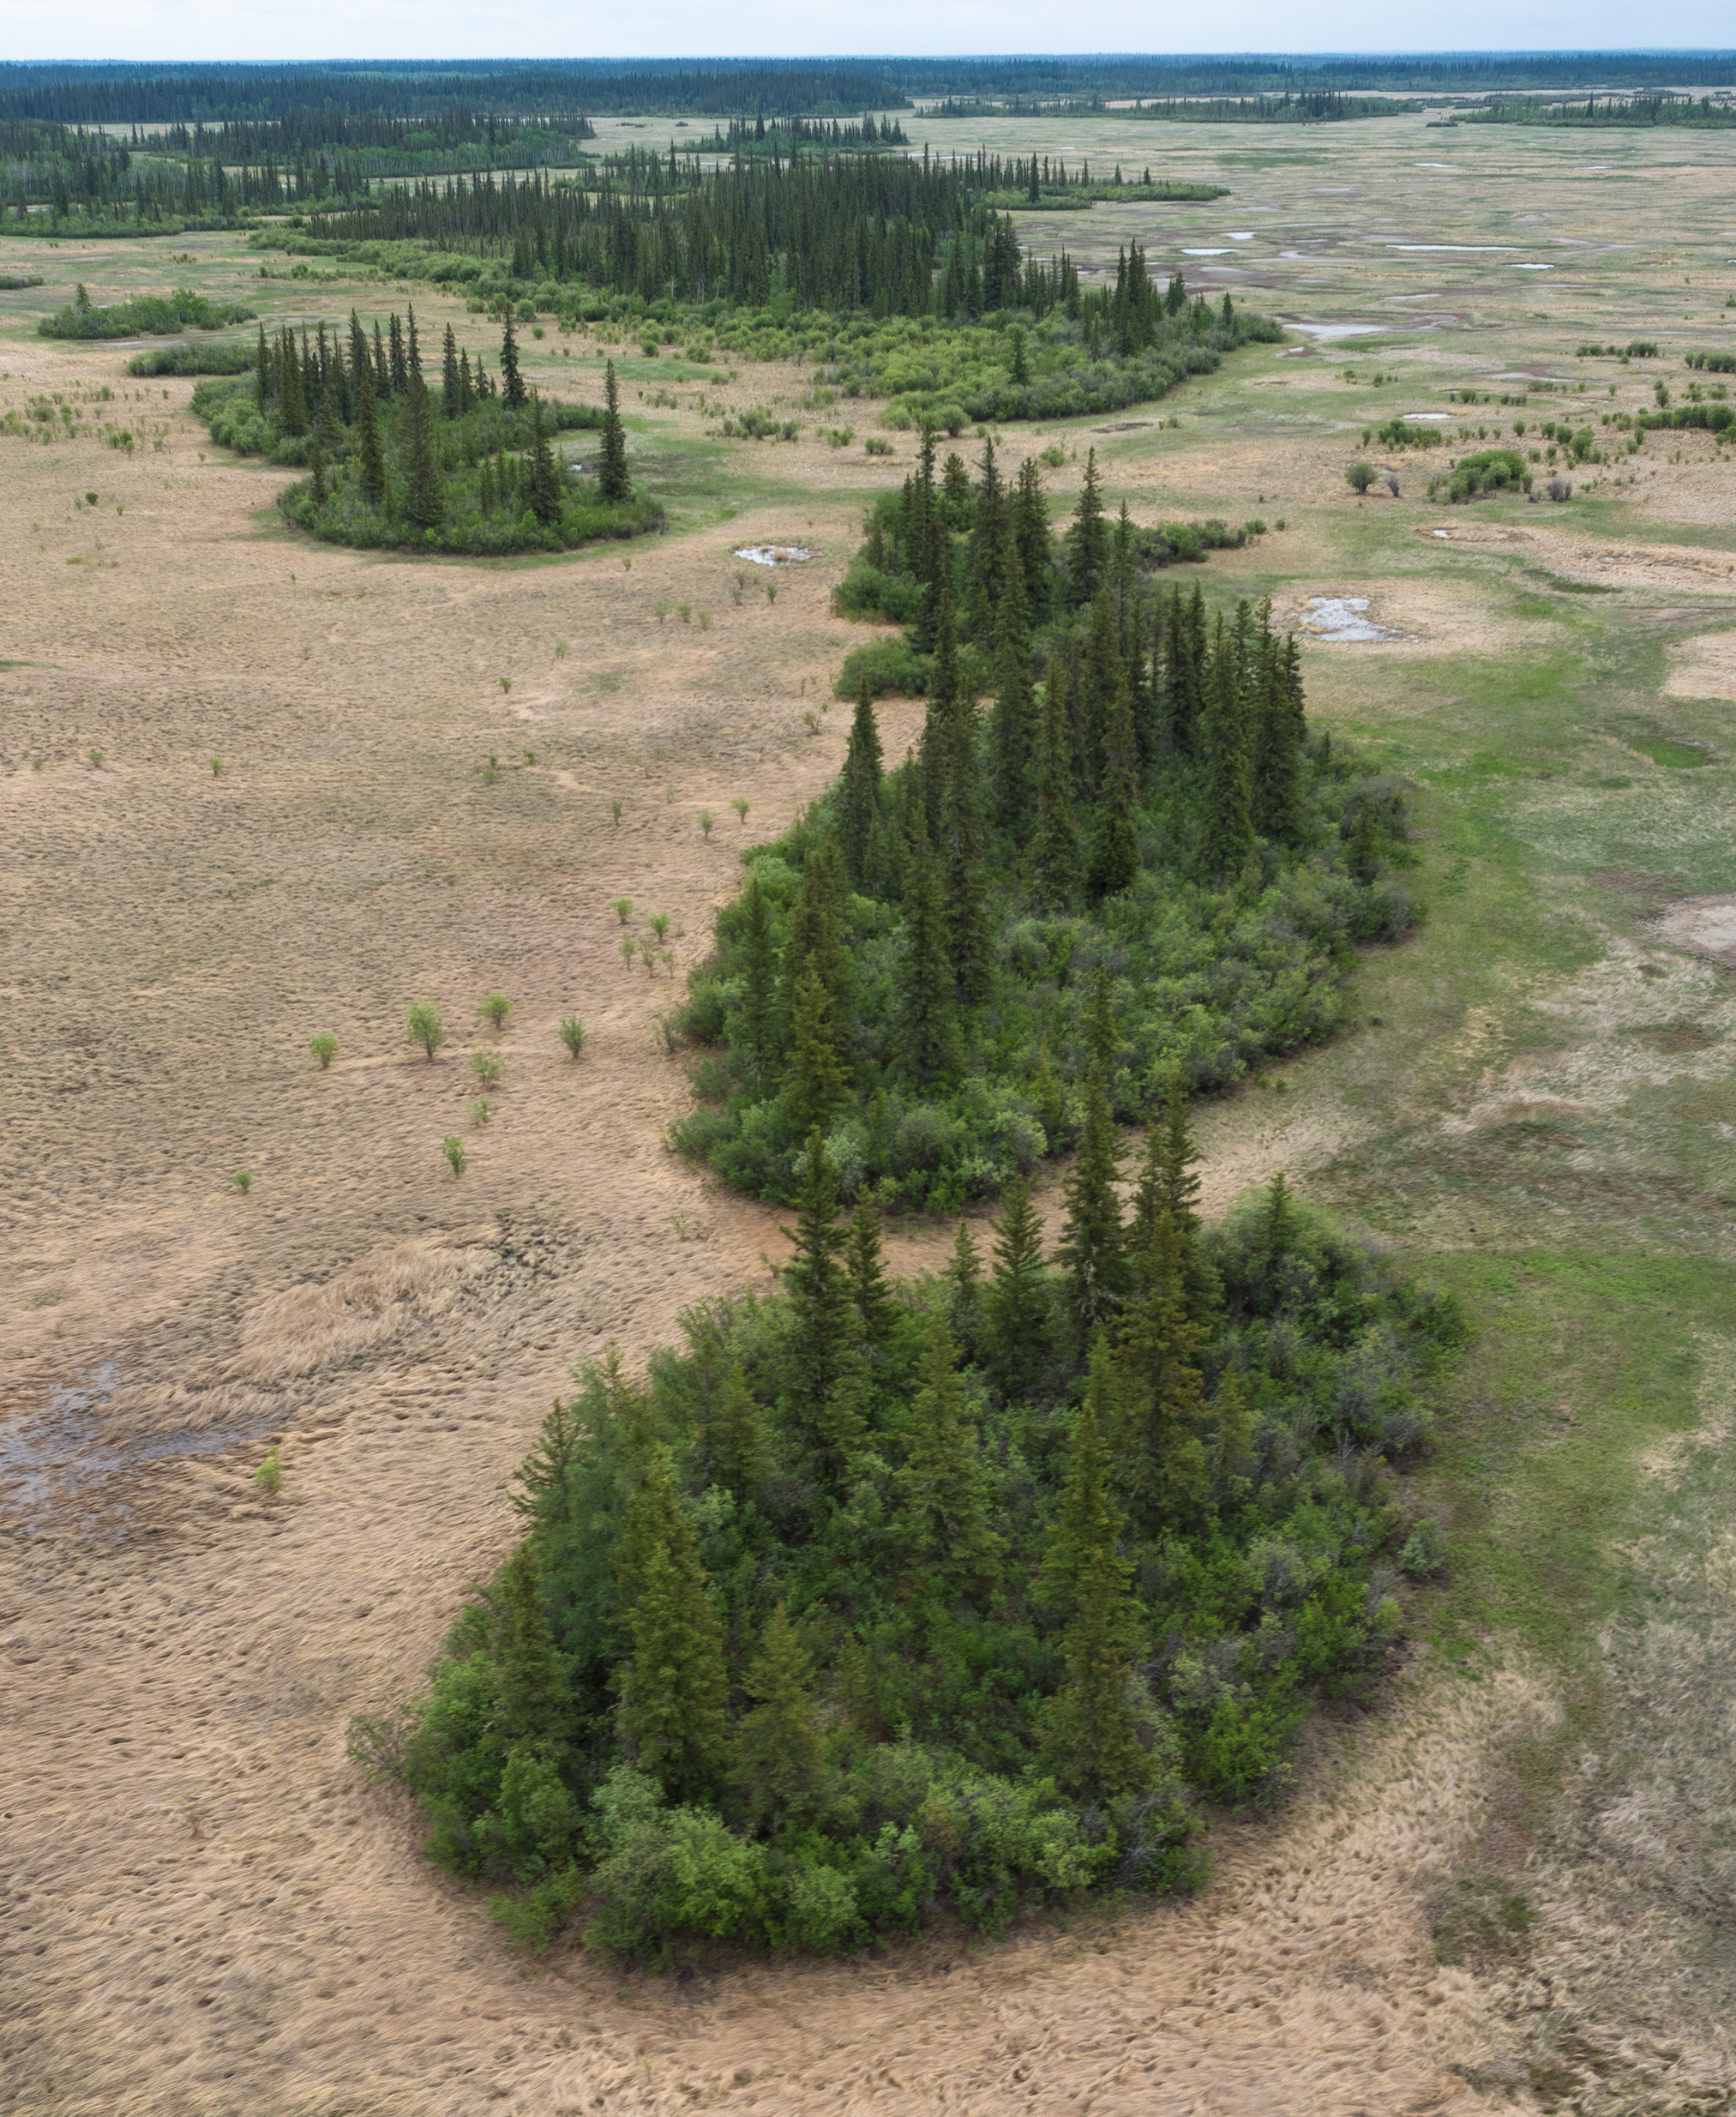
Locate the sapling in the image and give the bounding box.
[611,896,633,923]
[467,1049,504,1090]
[254,1447,283,1496]
[522,748,536,765]
[677,602,691,623]
[766,578,778,603]
[87,748,105,768]
[468,1098,492,1127]
[407,999,445,1060]
[555,641,568,657]
[732,797,750,827]
[699,809,714,839]
[699,610,711,631]
[442,1134,466,1177]
[231,1170,253,1194]
[499,676,512,692]
[621,935,637,968]
[209,756,222,775]
[610,798,622,826]
[647,911,670,943]
[309,1031,339,1070]
[477,991,513,1034]
[558,1013,585,1059]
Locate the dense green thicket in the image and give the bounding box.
[1455,93,1736,128]
[126,340,255,376]
[670,433,1414,1214]
[194,310,657,556]
[354,1139,1463,1959]
[37,281,254,338]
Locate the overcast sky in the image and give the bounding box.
[9,0,1736,65]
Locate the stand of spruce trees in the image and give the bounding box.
[356,1129,1465,1959]
[672,435,1416,1214]
[191,311,655,554]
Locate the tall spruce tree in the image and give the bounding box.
[836,681,883,889]
[1115,1207,1210,1524]
[493,1541,567,1744]
[616,1444,730,1801]
[964,431,1004,641]
[1055,1052,1128,1356]
[779,1130,861,1470]
[399,362,444,530]
[777,842,853,1044]
[735,1604,826,1830]
[524,392,563,528]
[986,1173,1053,1388]
[1087,665,1140,901]
[441,323,461,416]
[1198,613,1253,880]
[895,799,958,1087]
[500,312,527,410]
[784,964,850,1140]
[1250,630,1307,849]
[1012,454,1051,624]
[1039,1537,1153,1798]
[845,1197,900,1361]
[697,1358,771,1500]
[351,337,388,509]
[597,359,631,501]
[1042,1334,1127,1620]
[1066,447,1110,610]
[1029,656,1081,911]
[894,1313,1001,1605]
[735,869,778,1086]
[387,312,408,395]
[989,512,1036,838]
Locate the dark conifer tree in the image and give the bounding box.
[943,1218,984,1350]
[1087,665,1140,901]
[1199,614,1253,880]
[500,312,527,410]
[1028,656,1080,911]
[895,799,958,1089]
[371,320,388,398]
[845,1197,900,1360]
[779,1130,862,1473]
[399,361,444,529]
[1042,1334,1126,1621]
[405,304,422,375]
[616,1443,730,1801]
[1055,1053,1128,1356]
[989,512,1035,838]
[777,842,852,1043]
[1012,454,1051,623]
[457,346,474,413]
[254,320,270,408]
[387,312,408,394]
[964,432,1003,641]
[351,339,388,509]
[279,327,308,436]
[836,681,883,889]
[441,323,461,416]
[735,869,778,1086]
[693,1352,770,1500]
[1039,1536,1152,1799]
[597,359,631,502]
[493,1541,567,1744]
[985,1173,1052,1388]
[1114,1208,1209,1525]
[894,1314,1001,1606]
[735,1604,826,1831]
[785,965,850,1140]
[524,392,563,528]
[1251,619,1304,846]
[1066,447,1110,610]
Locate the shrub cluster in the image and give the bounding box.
[1431,448,1532,502]
[357,1144,1463,1960]
[38,282,255,340]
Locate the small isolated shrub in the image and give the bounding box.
[522,749,537,766]
[699,809,714,839]
[677,602,691,623]
[477,992,513,1035]
[611,897,633,923]
[655,598,671,622]
[499,677,512,693]
[467,1049,504,1091]
[1547,476,1572,502]
[1345,461,1377,495]
[407,1000,445,1061]
[231,1169,253,1194]
[468,1097,493,1128]
[555,641,568,657]
[209,756,222,775]
[802,708,820,735]
[309,1031,339,1070]
[732,796,750,827]
[442,1134,466,1176]
[864,434,893,455]
[699,610,711,631]
[766,578,778,604]
[559,1013,585,1059]
[87,748,105,769]
[611,798,623,826]
[254,1446,282,1496]
[1398,1518,1449,1578]
[621,935,637,968]
[85,490,99,507]
[647,912,670,943]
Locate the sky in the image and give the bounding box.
[8,0,1736,63]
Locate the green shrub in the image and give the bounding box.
[559,1014,586,1059]
[41,286,255,340]
[406,1000,444,1061]
[309,1031,339,1069]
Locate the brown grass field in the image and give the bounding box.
[4,104,1736,2116]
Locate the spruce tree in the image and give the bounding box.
[785,965,850,1140]
[943,1218,983,1349]
[1250,631,1307,849]
[1076,586,1123,795]
[509,1396,586,1527]
[777,841,853,1043]
[442,323,461,416]
[1130,1076,1217,1325]
[779,1129,860,1467]
[1029,656,1080,912]
[254,321,271,408]
[1087,665,1140,901]
[500,312,527,410]
[845,1197,900,1359]
[387,312,408,395]
[1042,1334,1127,1620]
[458,346,475,412]
[493,1541,567,1744]
[399,361,444,530]
[986,1173,1052,1388]
[405,304,422,375]
[699,1359,771,1501]
[1066,447,1110,610]
[524,392,563,528]
[894,1313,1001,1605]
[1198,613,1253,880]
[351,340,388,510]
[964,432,1003,641]
[836,681,883,890]
[1055,1055,1128,1356]
[735,1604,826,1830]
[1039,1539,1153,1799]
[1012,454,1051,624]
[895,800,958,1088]
[597,359,631,502]
[279,327,308,436]
[736,869,778,1086]
[1115,1207,1210,1524]
[372,320,389,398]
[989,512,1035,837]
[616,1444,730,1801]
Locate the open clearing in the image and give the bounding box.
[5,105,1736,2117]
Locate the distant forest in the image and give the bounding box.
[1453,92,1736,126]
[3,53,1735,129]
